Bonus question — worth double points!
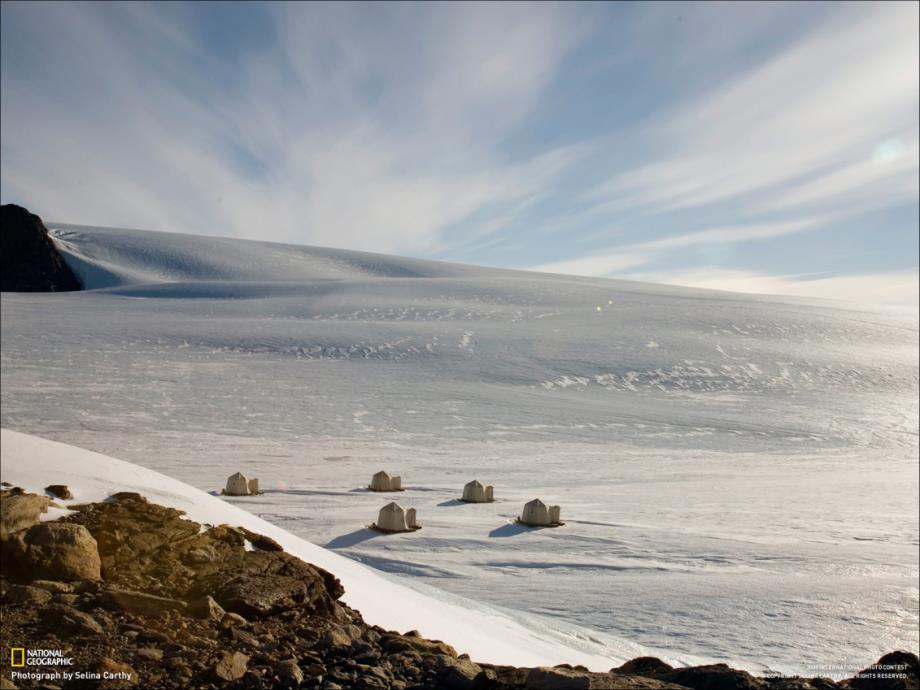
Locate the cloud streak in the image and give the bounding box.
[1,3,584,254]
[585,2,918,218]
[618,267,920,308]
[1,2,917,305]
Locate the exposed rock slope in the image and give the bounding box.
[1,488,916,690]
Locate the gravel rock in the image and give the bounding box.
[275,658,305,687]
[135,647,164,661]
[187,594,225,620]
[213,650,249,681]
[31,579,75,593]
[6,584,53,606]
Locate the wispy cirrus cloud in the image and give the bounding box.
[1,2,917,305]
[583,2,918,220]
[522,2,919,305]
[529,218,824,276]
[619,268,920,308]
[1,2,585,254]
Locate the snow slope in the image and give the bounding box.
[1,224,917,674]
[0,428,647,670]
[49,223,499,289]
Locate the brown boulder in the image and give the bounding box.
[230,626,260,649]
[209,550,342,617]
[662,664,765,690]
[187,594,225,620]
[96,657,137,688]
[45,485,73,500]
[213,651,249,681]
[55,604,105,636]
[6,584,53,606]
[3,522,101,581]
[240,527,284,552]
[526,667,591,689]
[275,659,305,688]
[435,654,483,689]
[220,612,248,629]
[30,579,75,593]
[102,587,186,616]
[0,493,55,535]
[381,632,458,657]
[321,625,358,648]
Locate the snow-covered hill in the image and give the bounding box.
[0,428,649,669]
[1,224,917,673]
[25,223,920,454]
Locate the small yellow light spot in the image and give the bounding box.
[596,306,602,312]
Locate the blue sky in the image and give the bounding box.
[2,1,918,304]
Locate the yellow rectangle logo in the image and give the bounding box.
[10,648,25,667]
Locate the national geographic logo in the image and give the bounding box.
[8,647,74,667]
[6,647,132,684]
[7,647,77,683]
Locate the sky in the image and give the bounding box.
[2,1,918,305]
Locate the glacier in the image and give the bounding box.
[1,223,917,674]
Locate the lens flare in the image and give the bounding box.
[872,138,904,164]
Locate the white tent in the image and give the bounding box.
[520,498,562,526]
[369,471,402,492]
[462,479,494,503]
[247,478,260,494]
[376,502,419,533]
[224,472,250,496]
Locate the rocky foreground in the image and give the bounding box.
[1,486,917,690]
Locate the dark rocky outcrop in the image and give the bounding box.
[616,658,676,677]
[845,652,920,690]
[45,484,73,500]
[1,487,916,690]
[661,664,765,690]
[0,203,82,292]
[523,665,680,689]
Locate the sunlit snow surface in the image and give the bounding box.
[0,429,645,670]
[1,224,917,674]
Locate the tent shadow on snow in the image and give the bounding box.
[437,498,466,507]
[261,488,354,497]
[325,528,383,549]
[488,522,535,538]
